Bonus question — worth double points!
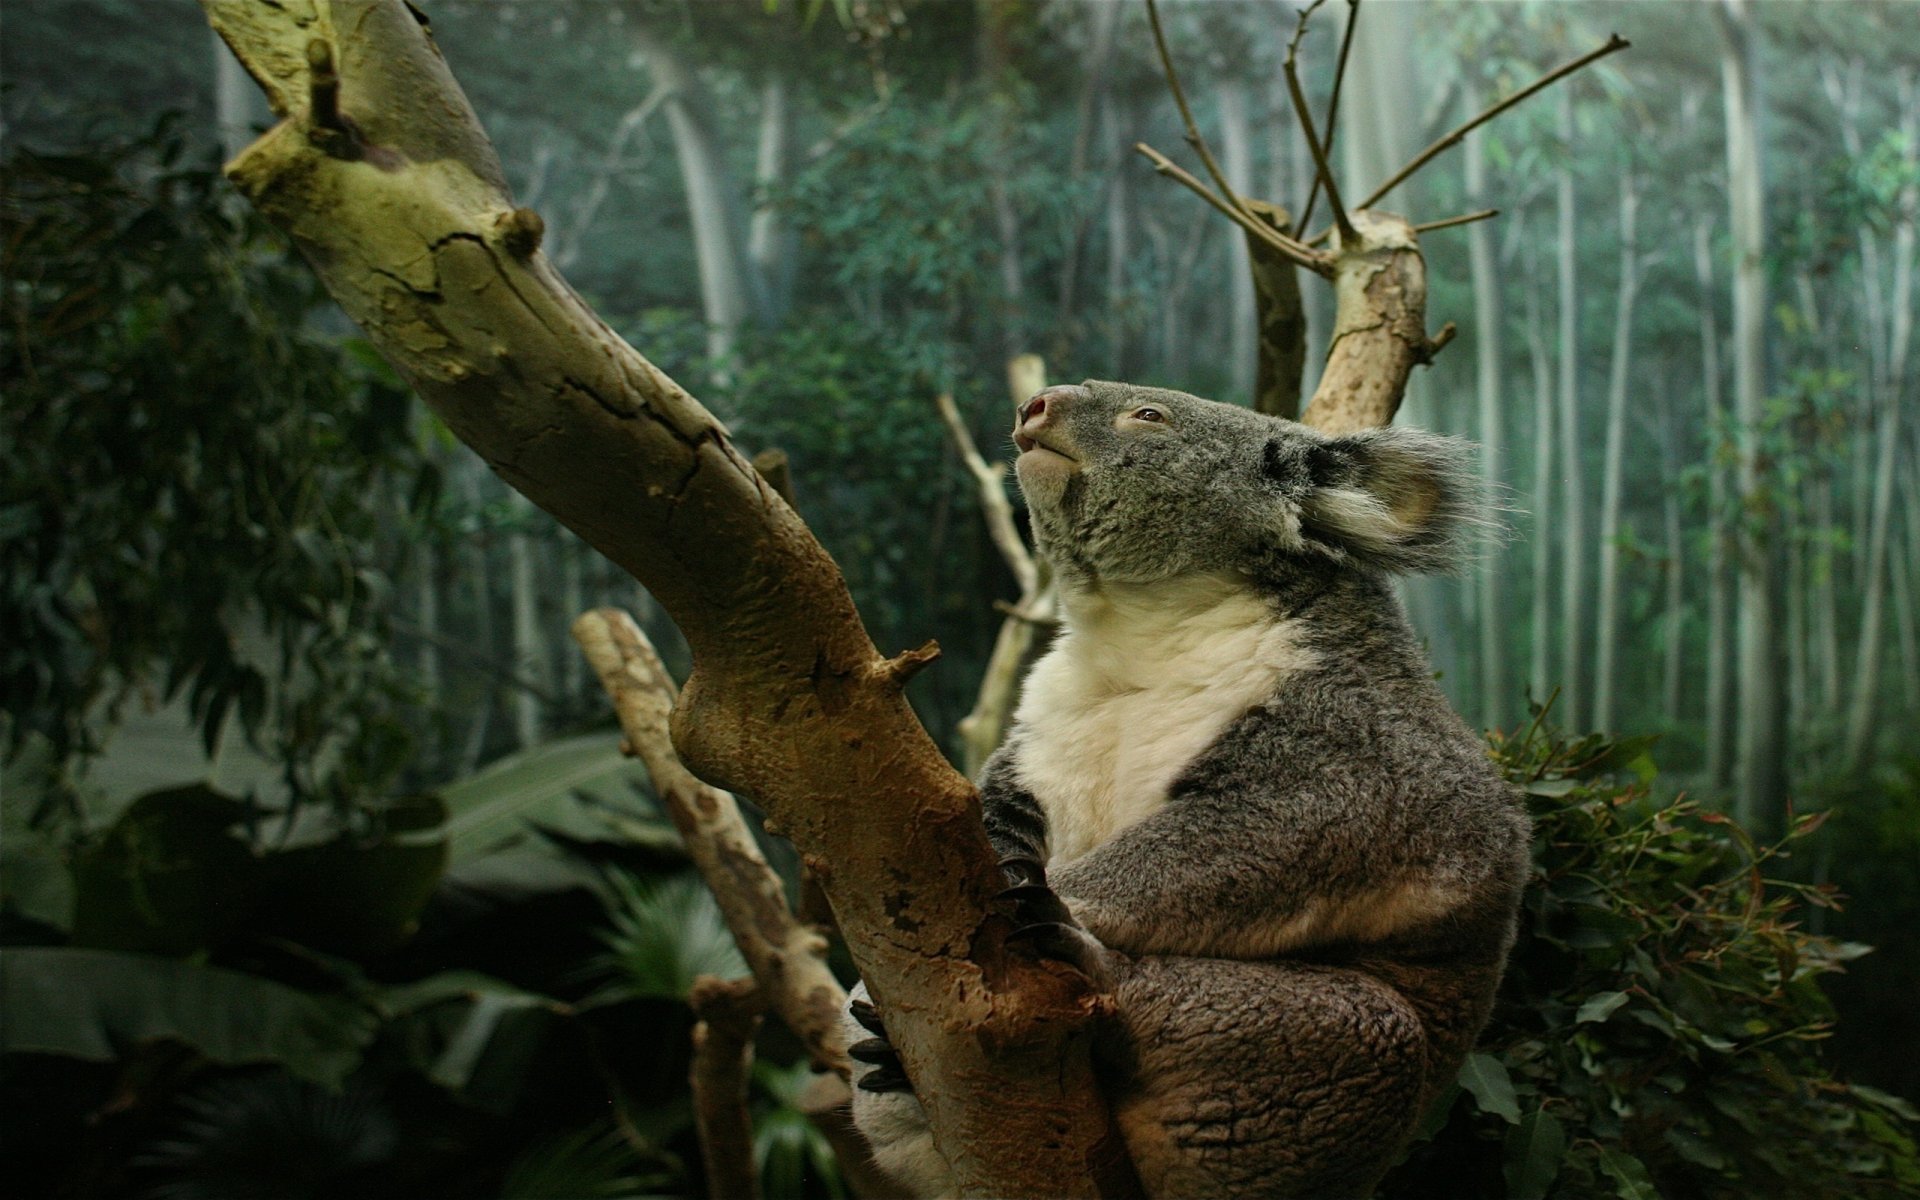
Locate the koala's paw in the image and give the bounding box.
[847,997,911,1094]
[996,872,1111,986]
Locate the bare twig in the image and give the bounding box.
[1283,4,1356,245]
[1353,34,1630,212]
[1145,0,1251,223]
[1295,0,1360,236]
[1135,142,1330,274]
[936,391,1037,595]
[571,609,848,1076]
[689,976,764,1200]
[1414,208,1500,234]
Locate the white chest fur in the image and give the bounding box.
[1010,574,1315,865]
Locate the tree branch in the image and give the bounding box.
[1134,142,1330,274]
[201,4,1126,1194]
[1284,0,1356,245]
[572,608,847,1073]
[1414,207,1499,234]
[948,359,1058,778]
[936,392,1037,597]
[1144,0,1251,227]
[1294,0,1359,237]
[1241,198,1310,418]
[1352,34,1630,213]
[689,975,764,1200]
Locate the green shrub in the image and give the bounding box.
[1382,722,1920,1199]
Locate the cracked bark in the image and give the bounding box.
[201,3,1128,1196]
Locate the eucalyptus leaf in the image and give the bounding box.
[1503,1109,1567,1200]
[1458,1052,1522,1125]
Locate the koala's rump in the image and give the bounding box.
[1101,955,1427,1200]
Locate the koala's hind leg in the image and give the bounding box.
[1106,956,1428,1200]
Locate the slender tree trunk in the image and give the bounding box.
[1812,478,1842,717]
[1105,108,1134,379]
[1693,215,1734,789]
[1524,241,1557,710]
[507,495,548,749]
[1840,73,1917,772]
[1892,500,1920,713]
[1555,89,1587,731]
[1593,173,1641,732]
[977,0,1027,360]
[633,24,763,367]
[1464,79,1509,728]
[749,74,797,321]
[459,465,497,775]
[559,540,585,706]
[1219,79,1258,402]
[1660,398,1687,725]
[1718,0,1787,834]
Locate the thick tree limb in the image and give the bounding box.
[1302,211,1448,434]
[689,975,764,1200]
[202,4,1125,1194]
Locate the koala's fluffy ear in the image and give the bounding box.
[1289,427,1483,573]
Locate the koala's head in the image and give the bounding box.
[1012,380,1481,586]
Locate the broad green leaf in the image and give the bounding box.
[1458,1052,1522,1124]
[0,947,374,1086]
[1594,1145,1661,1200]
[379,971,568,1110]
[440,735,655,860]
[1577,990,1631,1024]
[1503,1109,1566,1200]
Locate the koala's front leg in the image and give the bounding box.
[978,744,1049,886]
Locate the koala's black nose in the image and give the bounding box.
[1016,385,1087,452]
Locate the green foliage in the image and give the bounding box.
[1,948,379,1088]
[0,124,433,818]
[1383,724,1920,1199]
[590,871,750,1003]
[498,1119,679,1200]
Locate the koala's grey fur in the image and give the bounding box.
[846,381,1530,1199]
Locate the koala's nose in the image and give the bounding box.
[1015,385,1088,452]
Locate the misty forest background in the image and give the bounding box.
[3,1,1918,1198]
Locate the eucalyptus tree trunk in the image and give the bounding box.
[459,464,498,776]
[507,494,549,749]
[1464,80,1509,728]
[632,23,764,367]
[1219,79,1258,402]
[1105,105,1134,378]
[977,0,1028,360]
[1840,73,1917,773]
[1693,215,1734,789]
[1717,0,1787,834]
[1659,398,1687,725]
[1524,239,1557,709]
[1592,173,1641,733]
[1554,88,1587,732]
[749,74,797,322]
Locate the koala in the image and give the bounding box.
[844,381,1531,1199]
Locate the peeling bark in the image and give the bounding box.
[1302,211,1449,434]
[201,5,1125,1194]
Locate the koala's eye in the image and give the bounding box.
[1132,407,1166,423]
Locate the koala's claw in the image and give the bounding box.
[849,997,887,1038]
[1005,919,1106,979]
[997,853,1048,888]
[847,1000,913,1094]
[995,880,1076,928]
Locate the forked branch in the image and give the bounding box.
[1284,1,1356,245]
